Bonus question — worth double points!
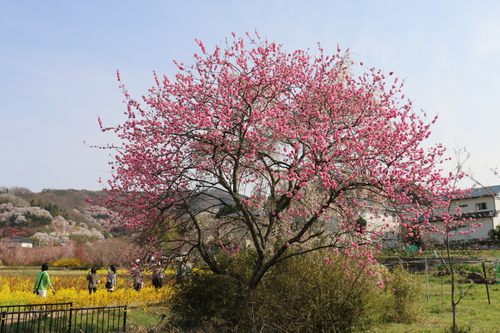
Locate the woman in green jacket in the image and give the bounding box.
[33,263,56,297]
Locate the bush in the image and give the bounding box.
[170,271,240,330]
[52,258,82,268]
[170,250,394,332]
[240,252,380,332]
[436,263,494,276]
[378,264,423,323]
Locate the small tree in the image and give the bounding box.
[488,225,500,241]
[423,150,484,333]
[95,32,457,322]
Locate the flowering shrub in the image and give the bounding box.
[52,258,82,268]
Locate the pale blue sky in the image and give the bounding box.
[1,1,499,192]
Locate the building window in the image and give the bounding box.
[475,202,487,210]
[458,204,468,208]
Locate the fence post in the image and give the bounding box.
[0,311,6,333]
[123,305,127,332]
[483,261,491,305]
[68,306,73,333]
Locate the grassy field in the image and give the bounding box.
[2,265,500,332]
[369,271,500,333]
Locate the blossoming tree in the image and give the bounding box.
[96,32,457,310]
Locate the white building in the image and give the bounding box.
[323,202,400,249]
[1,238,35,248]
[425,185,500,243]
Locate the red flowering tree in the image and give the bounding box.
[96,32,457,311]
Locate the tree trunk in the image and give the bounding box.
[451,268,457,333]
[226,289,250,329]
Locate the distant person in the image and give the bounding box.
[86,267,99,295]
[183,259,193,283]
[132,260,143,291]
[177,258,193,284]
[176,256,184,283]
[152,263,165,289]
[106,265,117,292]
[33,263,56,297]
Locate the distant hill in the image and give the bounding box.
[0,186,244,246]
[0,187,113,245]
[190,188,237,213]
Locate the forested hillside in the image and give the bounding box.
[0,187,114,245]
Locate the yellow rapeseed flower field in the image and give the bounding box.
[0,268,175,308]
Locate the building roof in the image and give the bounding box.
[466,185,500,199]
[429,210,498,222]
[9,238,34,244]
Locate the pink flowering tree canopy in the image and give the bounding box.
[96,32,457,291]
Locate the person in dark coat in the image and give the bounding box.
[86,267,99,295]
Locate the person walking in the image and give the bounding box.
[176,257,184,284]
[86,267,99,295]
[132,267,143,291]
[33,263,56,297]
[152,263,165,289]
[106,265,117,292]
[183,259,193,283]
[131,259,143,291]
[176,258,193,284]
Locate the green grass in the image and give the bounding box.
[0,266,92,275]
[127,304,170,327]
[368,274,500,333]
